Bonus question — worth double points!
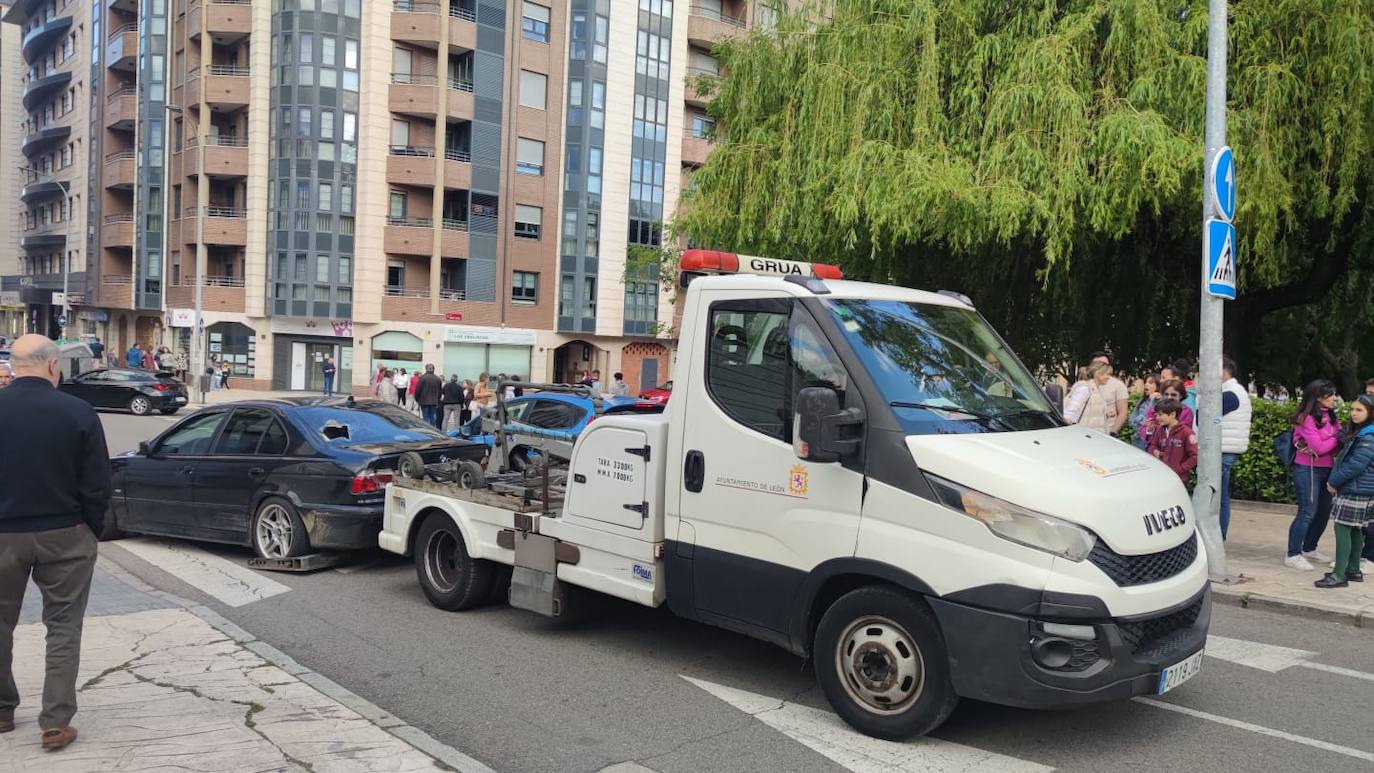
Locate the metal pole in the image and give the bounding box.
[1193,0,1230,579]
[194,134,205,405]
[60,182,71,341]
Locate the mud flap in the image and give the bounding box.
[509,532,566,617]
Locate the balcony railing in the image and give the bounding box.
[385,286,431,298]
[448,77,473,93]
[103,213,135,223]
[189,0,253,7]
[189,65,251,79]
[189,206,247,218]
[103,273,133,285]
[187,134,249,148]
[104,151,136,163]
[193,275,247,288]
[106,86,137,103]
[444,147,471,163]
[390,145,436,157]
[689,4,746,27]
[107,22,138,39]
[441,218,469,232]
[438,288,467,301]
[392,73,438,86]
[687,66,720,78]
[393,0,440,12]
[387,215,433,228]
[449,5,475,21]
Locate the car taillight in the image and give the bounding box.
[151,383,170,392]
[350,470,394,495]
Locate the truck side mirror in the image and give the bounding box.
[794,387,864,462]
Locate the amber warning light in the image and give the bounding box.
[679,249,843,280]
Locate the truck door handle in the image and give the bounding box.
[684,450,704,493]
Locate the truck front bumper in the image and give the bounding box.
[928,585,1210,709]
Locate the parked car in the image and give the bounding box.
[61,368,189,415]
[453,392,663,467]
[639,380,672,405]
[103,397,488,559]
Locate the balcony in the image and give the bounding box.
[98,278,133,309]
[687,4,746,47]
[104,151,137,190]
[188,0,252,43]
[192,206,249,246]
[390,74,439,118]
[187,65,251,108]
[384,217,435,256]
[21,14,72,64]
[102,213,135,248]
[105,86,138,130]
[22,124,71,156]
[185,135,250,178]
[440,219,469,258]
[20,179,67,204]
[448,3,476,49]
[684,67,716,106]
[682,131,712,167]
[22,70,72,111]
[391,1,441,48]
[446,76,474,119]
[387,146,437,187]
[20,228,67,251]
[443,147,471,188]
[106,22,138,71]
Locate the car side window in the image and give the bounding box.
[257,418,289,455]
[213,409,277,455]
[503,401,533,423]
[80,371,108,382]
[705,299,792,441]
[526,400,583,429]
[156,413,225,456]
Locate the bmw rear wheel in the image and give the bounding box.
[251,498,310,559]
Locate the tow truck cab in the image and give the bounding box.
[383,251,1209,740]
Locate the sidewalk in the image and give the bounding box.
[2,559,492,772]
[1216,503,1374,628]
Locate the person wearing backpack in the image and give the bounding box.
[1315,395,1374,587]
[1285,380,1342,571]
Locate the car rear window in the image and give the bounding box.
[290,405,447,445]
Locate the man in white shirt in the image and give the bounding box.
[1219,356,1252,539]
[1091,352,1130,434]
[609,372,630,397]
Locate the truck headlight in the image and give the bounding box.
[924,474,1097,561]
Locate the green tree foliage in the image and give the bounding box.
[677,0,1374,381]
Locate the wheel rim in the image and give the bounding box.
[834,615,925,714]
[424,529,463,593]
[131,397,150,414]
[255,504,294,559]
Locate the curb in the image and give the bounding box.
[97,556,497,773]
[1210,583,1372,629]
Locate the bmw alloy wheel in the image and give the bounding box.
[255,503,295,559]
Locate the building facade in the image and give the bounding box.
[2,0,777,392]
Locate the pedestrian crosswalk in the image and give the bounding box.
[114,538,290,607]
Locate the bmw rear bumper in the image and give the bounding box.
[298,503,384,550]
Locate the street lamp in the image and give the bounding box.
[166,103,207,404]
[17,166,73,340]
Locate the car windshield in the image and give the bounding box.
[820,298,1061,434]
[290,404,448,445]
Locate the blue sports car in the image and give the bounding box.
[451,392,662,467]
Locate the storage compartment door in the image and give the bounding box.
[568,426,649,531]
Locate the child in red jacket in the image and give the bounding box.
[1148,399,1198,485]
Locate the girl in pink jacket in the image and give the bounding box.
[1285,380,1342,570]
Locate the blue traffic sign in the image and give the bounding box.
[1210,147,1236,221]
[1205,218,1236,300]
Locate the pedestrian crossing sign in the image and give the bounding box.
[1205,218,1237,300]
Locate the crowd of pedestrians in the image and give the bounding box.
[367,363,524,434]
[1063,351,1374,588]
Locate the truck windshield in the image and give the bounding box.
[820,298,1061,434]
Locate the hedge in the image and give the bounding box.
[1116,397,1352,506]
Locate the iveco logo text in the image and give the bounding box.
[1143,505,1187,536]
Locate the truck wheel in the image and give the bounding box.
[485,564,512,605]
[415,513,494,611]
[813,585,958,741]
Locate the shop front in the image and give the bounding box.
[442,326,536,383]
[271,318,354,392]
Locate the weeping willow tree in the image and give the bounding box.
[675,0,1374,377]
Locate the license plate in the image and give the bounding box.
[1157,649,1204,694]
[174,396,187,403]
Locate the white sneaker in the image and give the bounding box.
[1284,555,1315,571]
[1302,549,1331,563]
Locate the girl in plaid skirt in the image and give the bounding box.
[1318,395,1374,588]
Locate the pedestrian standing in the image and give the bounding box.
[125,342,143,369]
[86,338,104,368]
[589,369,604,396]
[219,362,231,390]
[1285,379,1342,570]
[376,369,399,403]
[1064,362,1114,433]
[0,335,111,751]
[408,371,420,413]
[1090,352,1130,433]
[441,375,465,432]
[321,356,337,397]
[473,372,494,411]
[460,379,476,425]
[1128,373,1160,450]
[1218,357,1253,539]
[175,349,188,382]
[0,362,12,389]
[393,368,409,407]
[414,364,444,428]
[1147,399,1198,486]
[1365,378,1374,398]
[1316,394,1374,588]
[1139,380,1194,447]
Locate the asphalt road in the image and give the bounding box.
[94,411,1374,773]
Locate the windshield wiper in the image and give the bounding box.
[889,401,997,422]
[989,406,1062,424]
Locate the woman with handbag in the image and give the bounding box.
[1285,380,1341,571]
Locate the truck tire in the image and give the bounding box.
[415,513,494,611]
[397,451,427,480]
[485,564,512,605]
[456,460,487,490]
[813,585,958,741]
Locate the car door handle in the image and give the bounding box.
[178,466,194,476]
[684,450,705,493]
[247,467,265,478]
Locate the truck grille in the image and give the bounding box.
[1061,639,1101,672]
[1117,595,1205,658]
[1088,532,1197,587]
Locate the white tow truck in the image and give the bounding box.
[379,251,1209,740]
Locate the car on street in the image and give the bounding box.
[454,392,663,468]
[639,380,672,404]
[103,397,487,558]
[61,367,189,415]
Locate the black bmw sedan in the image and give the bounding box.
[104,397,486,559]
[60,368,189,415]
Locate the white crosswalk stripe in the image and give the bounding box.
[115,538,290,607]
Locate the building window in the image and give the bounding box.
[514,205,542,240]
[516,138,544,176]
[389,191,407,221]
[758,2,780,31]
[391,119,410,149]
[387,260,405,289]
[583,277,597,317]
[519,70,547,110]
[521,1,550,42]
[559,274,574,317]
[171,251,181,286]
[691,113,715,138]
[512,271,538,304]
